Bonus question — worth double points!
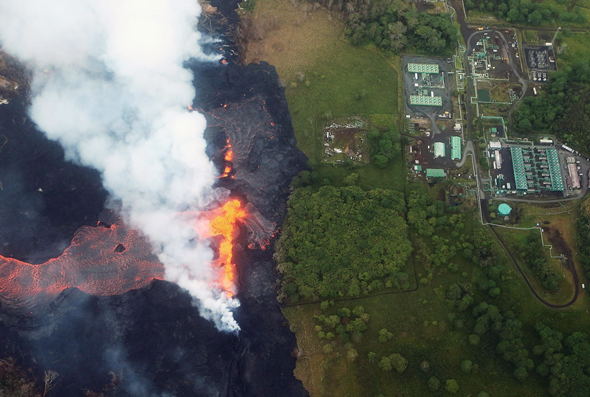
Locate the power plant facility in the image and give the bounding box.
[510,146,564,193]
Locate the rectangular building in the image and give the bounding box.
[426,168,445,177]
[434,142,446,158]
[546,147,564,192]
[409,95,442,106]
[511,147,528,191]
[451,136,461,160]
[568,164,580,189]
[407,63,439,74]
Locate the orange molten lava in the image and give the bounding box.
[220,139,234,178]
[209,199,246,296]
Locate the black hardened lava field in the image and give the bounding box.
[0,0,308,395]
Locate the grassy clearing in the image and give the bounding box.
[523,29,540,44]
[557,31,590,67]
[247,0,399,167]
[285,47,399,162]
[245,0,343,81]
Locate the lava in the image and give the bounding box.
[219,138,234,178]
[0,212,164,310]
[209,199,247,296]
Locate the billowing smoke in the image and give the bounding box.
[0,0,240,331]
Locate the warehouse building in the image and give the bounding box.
[451,136,461,160]
[434,142,446,158]
[568,163,580,189]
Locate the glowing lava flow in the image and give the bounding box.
[209,199,246,296]
[219,139,233,178]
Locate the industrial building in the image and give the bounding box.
[426,169,445,178]
[510,146,564,193]
[409,95,442,106]
[434,142,446,158]
[451,136,461,160]
[407,63,439,74]
[568,164,580,189]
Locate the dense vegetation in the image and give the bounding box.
[345,7,458,54]
[576,198,590,282]
[275,186,412,302]
[534,323,590,396]
[466,0,587,25]
[367,124,402,168]
[516,232,560,291]
[513,61,590,152]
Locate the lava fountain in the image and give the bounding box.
[209,199,246,296]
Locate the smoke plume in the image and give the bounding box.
[0,0,240,331]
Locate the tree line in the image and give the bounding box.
[465,0,587,25]
[345,5,458,54]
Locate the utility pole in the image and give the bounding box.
[551,27,561,47]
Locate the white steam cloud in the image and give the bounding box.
[0,0,240,331]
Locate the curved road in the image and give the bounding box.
[486,218,579,308]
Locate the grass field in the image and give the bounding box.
[285,49,399,162]
[557,31,590,67]
[283,220,558,397]
[246,0,400,169]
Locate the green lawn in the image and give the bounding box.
[285,43,399,163]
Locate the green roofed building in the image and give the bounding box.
[409,95,442,106]
[434,142,445,158]
[510,147,528,191]
[426,169,445,178]
[408,63,439,74]
[451,136,461,160]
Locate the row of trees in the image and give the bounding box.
[275,186,412,302]
[516,232,560,291]
[513,61,590,153]
[576,198,590,281]
[346,8,458,54]
[466,0,587,25]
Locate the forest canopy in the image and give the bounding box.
[512,61,590,152]
[275,186,412,302]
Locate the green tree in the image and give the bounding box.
[378,356,392,371]
[460,359,473,374]
[514,366,528,382]
[469,334,481,345]
[390,353,408,373]
[343,173,359,186]
[445,379,459,394]
[323,344,333,353]
[428,377,440,391]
